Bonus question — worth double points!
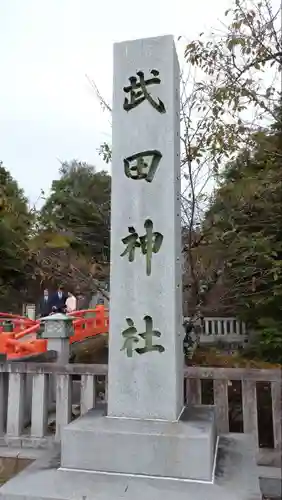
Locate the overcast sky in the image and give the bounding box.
[0,0,233,205]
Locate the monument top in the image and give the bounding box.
[115,33,175,45]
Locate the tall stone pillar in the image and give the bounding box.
[107,34,183,421]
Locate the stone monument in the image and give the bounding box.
[108,33,183,422]
[0,35,260,500]
[60,35,216,481]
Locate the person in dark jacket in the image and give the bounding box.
[50,285,67,313]
[39,288,51,317]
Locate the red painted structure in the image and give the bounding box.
[0,306,109,359]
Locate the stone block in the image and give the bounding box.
[21,437,54,450]
[3,437,22,448]
[61,406,217,482]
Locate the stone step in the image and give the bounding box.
[0,435,260,500]
[61,406,217,482]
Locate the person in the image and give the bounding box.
[39,288,51,317]
[76,292,87,310]
[66,291,77,313]
[50,285,67,313]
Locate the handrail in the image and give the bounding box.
[0,306,109,358]
[0,362,280,451]
[0,312,36,321]
[14,322,40,340]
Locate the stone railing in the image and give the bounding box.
[185,317,248,344]
[0,363,280,453]
[185,367,281,451]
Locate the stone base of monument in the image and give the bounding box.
[61,406,217,481]
[0,406,261,500]
[0,433,260,500]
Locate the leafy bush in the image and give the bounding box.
[245,318,282,364]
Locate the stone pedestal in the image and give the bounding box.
[41,313,74,410]
[0,435,261,500]
[41,313,74,364]
[61,407,217,481]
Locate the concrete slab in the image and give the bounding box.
[61,406,217,481]
[0,447,50,460]
[260,476,282,499]
[0,435,260,500]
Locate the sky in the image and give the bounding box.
[0,0,233,206]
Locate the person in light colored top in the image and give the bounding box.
[66,292,77,313]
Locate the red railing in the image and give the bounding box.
[0,306,109,358]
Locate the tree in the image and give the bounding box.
[184,0,281,129]
[0,162,32,310]
[30,241,110,301]
[40,160,111,262]
[181,0,281,323]
[90,0,281,332]
[204,116,282,323]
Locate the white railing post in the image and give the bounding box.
[242,379,259,447]
[104,374,108,404]
[55,374,72,441]
[6,372,26,437]
[186,378,201,405]
[31,373,49,437]
[81,375,96,415]
[213,379,229,434]
[0,372,8,435]
[271,380,282,450]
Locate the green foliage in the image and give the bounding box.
[184,0,280,117]
[245,318,282,364]
[0,162,32,307]
[182,0,280,179]
[204,116,282,325]
[178,0,281,319]
[98,142,112,164]
[40,160,111,261]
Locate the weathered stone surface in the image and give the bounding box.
[41,314,74,340]
[61,406,216,481]
[6,374,25,438]
[108,34,183,421]
[0,435,261,500]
